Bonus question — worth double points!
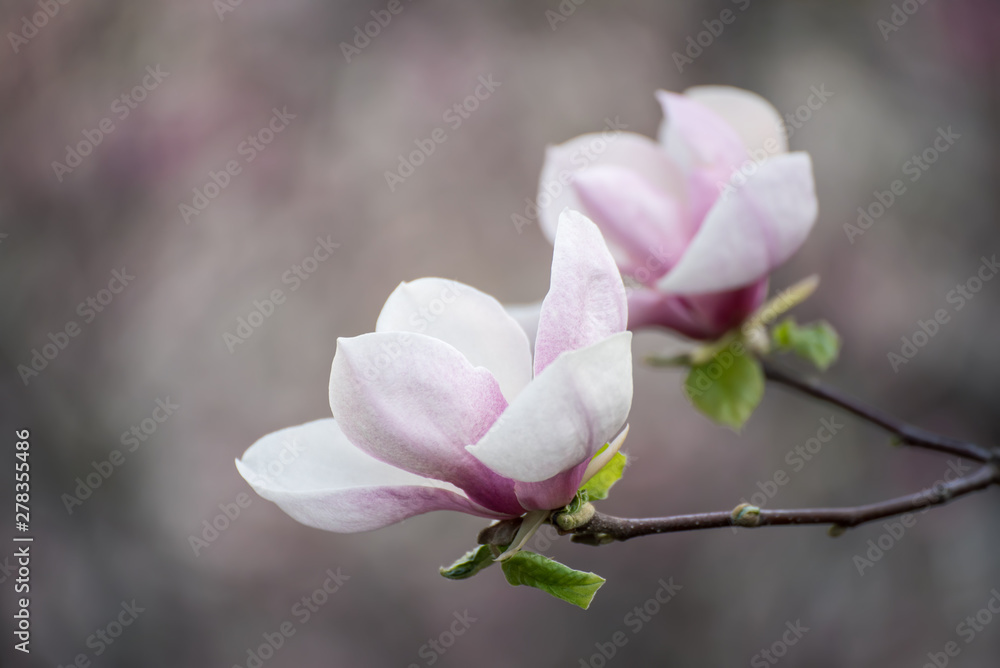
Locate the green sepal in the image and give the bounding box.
[439,545,496,580]
[771,317,840,371]
[500,551,605,609]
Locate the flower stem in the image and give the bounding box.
[761,360,996,462]
[566,464,999,543]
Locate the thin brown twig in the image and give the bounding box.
[761,360,996,463]
[560,464,999,544]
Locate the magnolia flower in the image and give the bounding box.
[237,211,632,537]
[524,86,818,341]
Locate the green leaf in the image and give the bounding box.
[771,318,840,371]
[500,551,605,610]
[580,448,627,501]
[439,545,496,580]
[684,349,764,430]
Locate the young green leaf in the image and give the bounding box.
[500,551,605,609]
[684,349,764,430]
[771,318,840,371]
[440,545,496,580]
[580,448,627,501]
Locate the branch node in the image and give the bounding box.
[828,525,846,538]
[554,502,596,531]
[731,503,762,528]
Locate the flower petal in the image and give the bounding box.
[467,331,633,484]
[329,332,523,515]
[236,419,510,533]
[684,85,788,157]
[538,132,686,245]
[656,90,748,177]
[534,211,628,376]
[656,152,818,295]
[376,278,532,402]
[627,281,768,340]
[572,165,690,280]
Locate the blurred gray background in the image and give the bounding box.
[2,0,999,666]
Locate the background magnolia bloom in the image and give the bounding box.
[525,86,818,341]
[237,211,632,532]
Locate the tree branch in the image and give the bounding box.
[762,360,996,463]
[563,464,999,544]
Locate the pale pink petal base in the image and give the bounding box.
[627,280,768,340]
[236,419,511,533]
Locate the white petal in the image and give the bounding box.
[467,332,633,483]
[329,333,523,515]
[236,419,509,533]
[684,85,788,157]
[376,278,532,402]
[538,132,686,245]
[534,210,628,375]
[656,152,818,294]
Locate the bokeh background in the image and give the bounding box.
[3,0,1000,666]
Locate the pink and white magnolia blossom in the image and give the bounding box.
[236,211,632,533]
[526,86,818,341]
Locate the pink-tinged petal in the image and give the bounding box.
[330,332,524,516]
[684,86,788,158]
[513,459,590,511]
[534,211,628,376]
[467,331,633,484]
[656,90,748,177]
[236,419,512,534]
[627,281,768,340]
[656,152,818,295]
[504,300,543,353]
[376,278,532,402]
[572,165,690,281]
[538,132,687,246]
